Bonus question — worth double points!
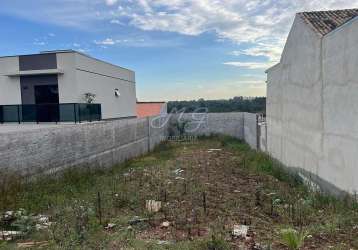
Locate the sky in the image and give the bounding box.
[0,1,357,101]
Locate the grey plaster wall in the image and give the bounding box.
[0,116,167,177]
[320,17,358,194]
[266,15,358,194]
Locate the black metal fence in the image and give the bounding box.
[0,103,101,124]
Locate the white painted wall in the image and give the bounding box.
[74,53,136,119]
[57,53,78,103]
[267,15,358,194]
[0,56,21,105]
[0,51,137,120]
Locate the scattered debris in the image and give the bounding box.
[35,224,50,231]
[17,241,49,248]
[232,225,249,238]
[128,216,148,225]
[105,223,116,230]
[208,149,222,153]
[157,240,171,245]
[34,215,52,230]
[173,169,184,175]
[161,221,170,228]
[35,215,48,223]
[0,231,23,241]
[146,200,162,213]
[3,211,14,221]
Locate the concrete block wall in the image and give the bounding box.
[169,112,259,149]
[0,112,258,177]
[243,113,259,150]
[0,116,167,177]
[258,122,267,152]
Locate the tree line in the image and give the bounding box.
[167,96,266,113]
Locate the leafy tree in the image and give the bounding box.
[167,96,266,114]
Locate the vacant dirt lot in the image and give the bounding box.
[1,136,357,249]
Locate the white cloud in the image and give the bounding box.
[1,0,357,67]
[33,41,46,46]
[223,61,271,69]
[138,79,267,101]
[94,38,116,45]
[231,42,284,63]
[114,0,357,45]
[110,0,357,67]
[110,19,124,25]
[105,0,118,6]
[93,37,158,47]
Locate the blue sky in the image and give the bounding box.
[0,1,356,101]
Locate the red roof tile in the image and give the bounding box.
[136,102,166,118]
[298,8,358,36]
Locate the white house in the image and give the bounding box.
[266,9,358,195]
[0,50,136,123]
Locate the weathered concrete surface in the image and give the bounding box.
[169,113,244,139]
[0,116,167,176]
[169,112,258,149]
[266,15,358,194]
[0,112,259,177]
[258,122,267,152]
[243,113,258,150]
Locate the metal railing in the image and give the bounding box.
[0,103,101,124]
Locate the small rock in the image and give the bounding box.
[161,221,170,227]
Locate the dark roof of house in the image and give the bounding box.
[298,8,358,36]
